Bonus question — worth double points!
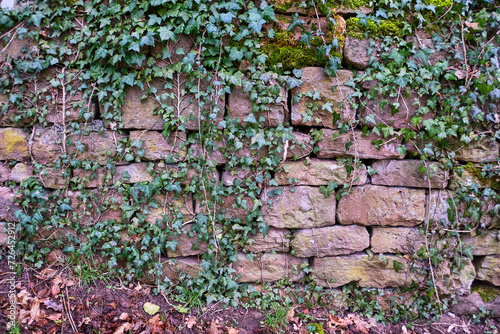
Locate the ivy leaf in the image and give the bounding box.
[220,12,234,24]
[248,9,265,34]
[244,113,257,124]
[158,27,176,41]
[251,131,266,149]
[229,47,244,61]
[122,73,135,86]
[94,47,108,60]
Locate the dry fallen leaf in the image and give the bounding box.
[208,320,222,334]
[226,326,238,334]
[286,306,296,323]
[186,316,197,329]
[36,268,58,280]
[28,297,41,325]
[51,276,64,297]
[46,313,62,321]
[465,21,479,30]
[143,302,160,315]
[119,312,129,321]
[455,69,467,80]
[113,322,132,334]
[43,299,63,312]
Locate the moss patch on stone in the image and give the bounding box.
[346,17,404,39]
[462,162,500,189]
[471,281,500,303]
[271,0,368,14]
[423,0,453,8]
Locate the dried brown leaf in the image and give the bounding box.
[113,322,132,334]
[43,299,63,312]
[226,326,238,334]
[46,313,62,321]
[119,312,129,321]
[186,316,197,329]
[51,276,63,297]
[465,21,479,30]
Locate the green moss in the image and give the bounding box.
[346,17,404,39]
[423,0,453,8]
[462,162,500,189]
[309,323,325,334]
[472,282,500,303]
[271,0,368,13]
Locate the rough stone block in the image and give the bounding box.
[291,67,355,129]
[449,168,499,190]
[0,128,28,160]
[196,194,255,223]
[118,85,165,130]
[0,163,9,184]
[454,139,499,163]
[271,1,371,15]
[316,129,404,159]
[275,158,367,186]
[166,223,209,258]
[427,190,500,229]
[435,258,476,295]
[360,88,433,129]
[452,292,500,318]
[10,163,33,183]
[312,254,418,288]
[371,227,425,254]
[38,167,68,189]
[343,37,379,70]
[234,252,306,283]
[68,131,125,165]
[68,190,122,225]
[190,138,229,166]
[262,186,336,229]
[371,160,448,189]
[0,187,19,222]
[130,130,186,161]
[463,230,500,256]
[0,32,37,61]
[146,193,195,225]
[32,128,63,165]
[245,228,291,253]
[286,132,313,160]
[291,225,369,258]
[0,222,10,246]
[476,256,500,286]
[228,80,287,127]
[337,185,426,227]
[114,163,153,184]
[72,168,110,188]
[222,167,259,187]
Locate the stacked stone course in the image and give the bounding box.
[1,3,499,314]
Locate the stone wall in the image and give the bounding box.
[1,0,500,314]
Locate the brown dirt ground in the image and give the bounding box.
[0,257,498,334]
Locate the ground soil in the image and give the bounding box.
[0,258,498,334]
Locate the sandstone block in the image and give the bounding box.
[427,190,500,229]
[245,228,291,253]
[147,193,195,225]
[291,67,355,129]
[228,80,287,127]
[0,164,9,184]
[68,131,125,164]
[312,254,418,288]
[115,163,153,184]
[343,37,378,70]
[38,167,68,189]
[68,190,122,225]
[130,131,186,161]
[286,132,313,160]
[196,194,255,223]
[455,139,499,163]
[1,32,37,60]
[10,163,33,183]
[275,158,367,186]
[161,257,202,282]
[118,85,165,130]
[477,256,500,286]
[0,222,11,246]
[234,252,306,283]
[0,187,19,222]
[337,185,426,227]
[316,129,404,159]
[291,225,369,258]
[435,258,476,295]
[166,223,209,258]
[190,138,229,166]
[449,168,499,190]
[32,128,63,165]
[360,88,433,129]
[371,227,425,254]
[222,167,260,187]
[73,168,110,188]
[0,128,28,160]
[371,160,448,189]
[452,292,500,318]
[463,230,500,256]
[262,186,336,229]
